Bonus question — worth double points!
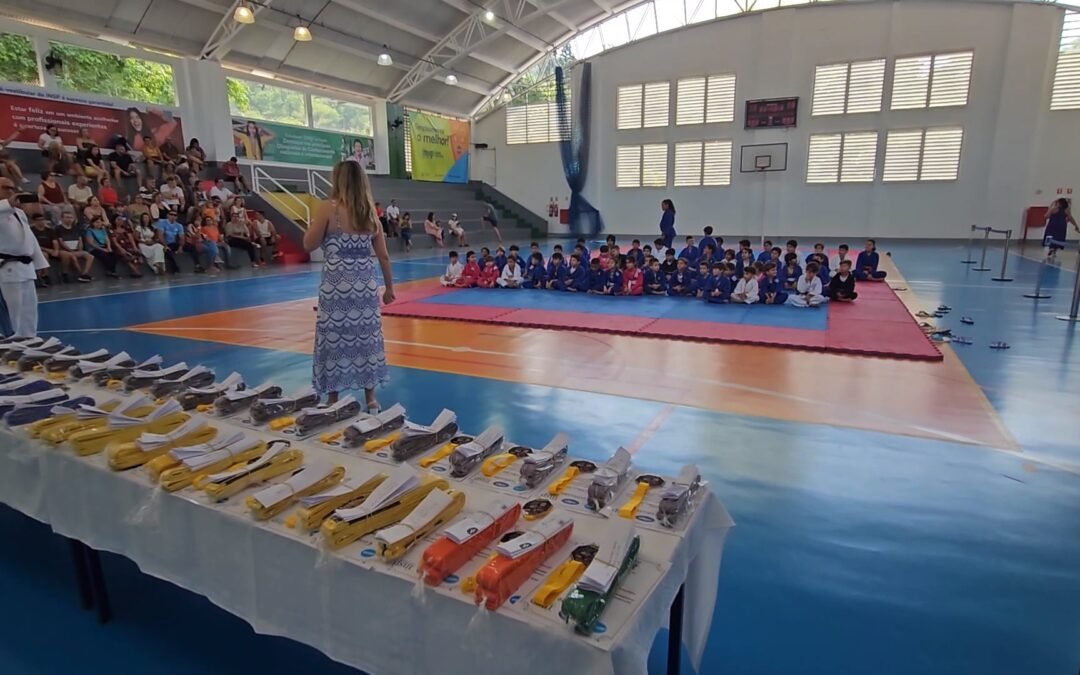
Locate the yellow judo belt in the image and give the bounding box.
[417,435,472,468]
[481,445,533,477]
[68,401,189,456]
[293,471,388,532]
[158,439,272,492]
[532,544,599,608]
[548,460,598,496]
[617,474,666,519]
[197,448,305,502]
[38,401,156,444]
[245,463,346,521]
[26,400,122,439]
[106,419,218,471]
[373,489,466,561]
[320,475,449,550]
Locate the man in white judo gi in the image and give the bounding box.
[0,178,49,337]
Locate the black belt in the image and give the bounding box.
[0,252,33,268]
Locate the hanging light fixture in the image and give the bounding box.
[484,9,495,21]
[233,1,255,24]
[444,74,458,86]
[377,46,392,66]
[500,90,512,103]
[293,24,312,41]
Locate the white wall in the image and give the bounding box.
[474,1,1077,239]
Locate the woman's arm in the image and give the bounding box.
[303,200,331,252]
[37,184,46,202]
[372,228,395,305]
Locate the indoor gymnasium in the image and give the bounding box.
[0,0,1078,674]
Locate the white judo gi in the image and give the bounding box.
[787,274,827,308]
[0,200,49,337]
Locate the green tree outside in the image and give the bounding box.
[226,77,307,127]
[48,42,176,105]
[0,33,40,84]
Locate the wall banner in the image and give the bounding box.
[408,111,469,183]
[232,118,375,170]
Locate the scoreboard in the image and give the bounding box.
[745,97,798,129]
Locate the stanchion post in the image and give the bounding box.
[1024,250,1053,299]
[972,227,992,271]
[1056,247,1080,322]
[991,228,1014,282]
[961,224,978,264]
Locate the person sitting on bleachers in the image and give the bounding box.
[221,157,250,195]
[186,139,206,174]
[110,214,144,278]
[82,196,106,225]
[250,211,279,264]
[447,212,467,246]
[0,127,26,185]
[126,192,150,224]
[97,177,120,212]
[224,215,259,268]
[110,142,141,186]
[54,209,94,282]
[37,172,68,225]
[83,215,121,279]
[67,174,93,212]
[384,200,400,237]
[81,145,107,183]
[209,177,234,204]
[29,213,57,288]
[38,125,68,172]
[133,213,166,275]
[160,175,185,213]
[424,212,445,247]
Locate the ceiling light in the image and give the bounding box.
[293,25,312,41]
[500,91,512,103]
[445,74,458,86]
[233,2,255,24]
[97,34,132,47]
[251,69,276,80]
[377,47,392,66]
[484,9,495,21]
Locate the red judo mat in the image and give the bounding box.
[382,281,943,361]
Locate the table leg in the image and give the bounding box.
[84,547,112,624]
[667,584,684,675]
[68,539,94,611]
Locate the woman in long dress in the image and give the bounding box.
[304,161,394,410]
[135,213,166,274]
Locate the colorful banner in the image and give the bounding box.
[0,84,184,153]
[232,118,374,170]
[409,111,469,183]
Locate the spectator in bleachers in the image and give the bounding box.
[183,219,208,273]
[75,128,95,153]
[29,213,57,287]
[221,157,250,194]
[38,125,67,171]
[54,209,94,282]
[198,216,225,273]
[83,196,106,225]
[134,212,166,275]
[126,193,150,224]
[251,210,279,263]
[0,128,26,185]
[224,214,259,268]
[447,212,467,246]
[399,212,412,252]
[81,145,107,183]
[37,172,67,225]
[209,177,234,204]
[186,139,206,174]
[160,176,184,212]
[155,209,185,274]
[109,215,143,278]
[229,196,247,223]
[97,177,119,211]
[67,174,93,212]
[384,199,400,237]
[424,212,445,248]
[111,143,140,186]
[202,196,225,225]
[160,138,180,169]
[83,215,120,279]
[141,135,162,179]
[148,192,167,221]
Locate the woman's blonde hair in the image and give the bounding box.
[331,160,378,234]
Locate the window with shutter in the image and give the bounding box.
[891,56,932,109]
[643,82,670,127]
[811,64,847,116]
[883,129,923,181]
[702,140,733,186]
[806,134,842,183]
[673,142,703,186]
[642,143,669,186]
[616,145,642,188]
[891,52,973,110]
[505,106,528,145]
[919,127,963,181]
[706,74,736,123]
[617,84,643,129]
[1051,11,1080,110]
[676,77,706,126]
[839,132,878,183]
[812,59,884,116]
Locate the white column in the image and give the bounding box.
[176,59,235,162]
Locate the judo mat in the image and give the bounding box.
[381,281,943,361]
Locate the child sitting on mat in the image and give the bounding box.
[529,242,545,268]
[545,252,568,290]
[699,243,716,269]
[757,240,774,263]
[603,260,622,295]
[785,239,799,260]
[759,263,788,305]
[735,248,755,278]
[782,253,802,291]
[788,262,827,307]
[678,236,700,266]
[699,227,718,258]
[833,243,850,273]
[807,243,830,285]
[557,253,589,292]
[706,263,732,304]
[667,259,696,297]
[440,250,463,286]
[827,260,858,301]
[478,259,499,289]
[855,239,887,280]
[695,261,713,299]
[494,246,507,272]
[508,244,521,268]
[479,247,491,266]
[644,258,667,295]
[498,256,523,288]
[577,237,590,261]
[456,250,481,288]
[621,256,643,296]
[588,258,606,294]
[732,265,759,304]
[523,252,546,289]
[628,240,646,268]
[660,248,678,280]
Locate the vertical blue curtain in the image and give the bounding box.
[555,64,603,237]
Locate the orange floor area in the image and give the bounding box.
[133,296,1015,450]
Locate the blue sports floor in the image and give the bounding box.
[2,240,1079,675]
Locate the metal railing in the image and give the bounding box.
[309,171,333,200]
[252,166,311,229]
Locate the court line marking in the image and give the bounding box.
[626,405,674,455]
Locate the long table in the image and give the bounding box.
[0,378,733,675]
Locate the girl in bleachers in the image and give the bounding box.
[135,213,166,275]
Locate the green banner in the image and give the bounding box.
[409,111,469,183]
[232,118,374,169]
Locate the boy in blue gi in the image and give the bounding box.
[699,243,716,269]
[782,253,802,291]
[523,252,546,289]
[768,246,783,269]
[642,244,654,264]
[806,242,829,285]
[659,248,678,280]
[698,227,718,257]
[785,239,799,261]
[757,240,774,263]
[494,246,507,272]
[854,239,887,280]
[759,263,788,305]
[739,239,754,259]
[560,253,589,292]
[667,259,696,297]
[735,248,755,278]
[479,247,491,267]
[552,244,564,260]
[678,236,700,266]
[610,244,626,271]
[628,240,646,268]
[529,242,545,268]
[574,244,588,266]
[577,238,590,261]
[604,261,622,295]
[706,263,732,303]
[695,261,714,298]
[644,258,667,295]
[545,252,567,289]
[587,258,606,294]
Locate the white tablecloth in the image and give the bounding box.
[0,418,732,675]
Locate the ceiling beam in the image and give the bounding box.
[439,0,550,52]
[392,0,585,102]
[201,0,275,61]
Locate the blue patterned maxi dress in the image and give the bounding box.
[312,214,389,395]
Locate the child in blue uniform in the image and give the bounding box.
[559,253,589,292]
[782,253,802,291]
[628,240,646,268]
[660,249,678,279]
[735,248,755,278]
[493,246,507,272]
[854,239,887,280]
[604,263,622,295]
[785,239,799,261]
[758,263,788,305]
[699,243,716,269]
[698,227,718,258]
[667,259,697,297]
[704,263,730,303]
[695,261,714,299]
[545,252,567,289]
[644,259,667,295]
[523,252,546,289]
[678,236,700,266]
[529,242,545,269]
[577,237,590,262]
[757,240,774,263]
[806,242,830,285]
[588,258,606,294]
